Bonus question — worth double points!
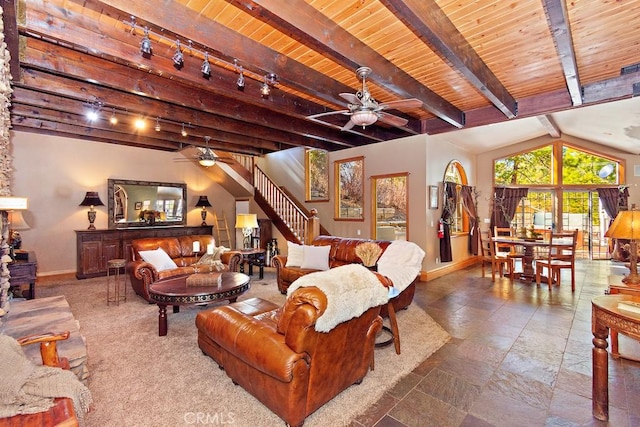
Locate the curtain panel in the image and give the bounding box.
[490,187,529,230]
[439,182,457,262]
[460,185,479,255]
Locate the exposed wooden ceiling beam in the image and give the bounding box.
[225,0,464,128]
[537,115,561,138]
[381,0,518,119]
[1,0,19,82]
[542,0,582,106]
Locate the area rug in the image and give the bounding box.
[37,271,450,426]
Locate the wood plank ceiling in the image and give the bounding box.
[4,0,640,156]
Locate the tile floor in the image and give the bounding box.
[352,260,640,427]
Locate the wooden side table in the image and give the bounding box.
[239,248,266,279]
[8,250,37,299]
[606,275,640,360]
[592,295,640,421]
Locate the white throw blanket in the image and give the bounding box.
[287,264,389,332]
[377,240,425,293]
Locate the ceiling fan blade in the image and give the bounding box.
[341,119,356,131]
[339,93,361,105]
[378,112,409,128]
[307,109,350,119]
[378,98,423,110]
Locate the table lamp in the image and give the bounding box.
[8,210,29,249]
[605,209,640,285]
[79,192,104,230]
[235,213,258,249]
[195,196,212,226]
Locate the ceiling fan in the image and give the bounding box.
[174,136,234,167]
[308,66,422,131]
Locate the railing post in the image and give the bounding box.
[306,209,320,244]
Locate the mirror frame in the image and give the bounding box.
[107,178,187,229]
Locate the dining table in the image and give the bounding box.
[491,236,549,281]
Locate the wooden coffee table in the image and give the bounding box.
[149,272,250,336]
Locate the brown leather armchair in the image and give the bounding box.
[195,287,383,427]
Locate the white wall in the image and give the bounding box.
[11,131,237,276]
[261,134,478,273]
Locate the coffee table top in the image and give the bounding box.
[149,272,250,305]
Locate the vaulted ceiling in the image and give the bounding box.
[4,0,640,157]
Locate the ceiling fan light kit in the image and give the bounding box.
[307,66,420,131]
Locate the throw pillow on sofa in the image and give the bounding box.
[300,245,331,270]
[285,241,305,267]
[138,248,178,271]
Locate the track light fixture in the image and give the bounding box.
[109,108,118,125]
[134,117,146,130]
[140,27,152,58]
[261,76,271,98]
[181,123,188,137]
[201,52,211,78]
[173,40,184,69]
[154,117,161,132]
[126,18,281,97]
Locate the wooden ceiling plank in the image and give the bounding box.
[225,0,465,128]
[542,0,582,106]
[381,0,517,119]
[2,0,20,81]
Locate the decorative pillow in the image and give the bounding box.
[285,241,304,267]
[300,244,331,270]
[194,246,229,264]
[138,248,178,272]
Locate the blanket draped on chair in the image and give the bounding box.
[287,264,389,332]
[0,335,92,425]
[377,240,425,292]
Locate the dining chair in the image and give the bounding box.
[534,229,578,291]
[493,226,524,272]
[480,232,514,281]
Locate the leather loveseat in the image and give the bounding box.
[127,235,242,302]
[272,236,417,315]
[195,287,383,427]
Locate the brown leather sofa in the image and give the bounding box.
[272,236,416,315]
[127,235,242,302]
[195,288,383,427]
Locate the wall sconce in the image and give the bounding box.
[195,196,212,226]
[235,213,258,249]
[201,52,211,78]
[140,26,152,58]
[79,191,104,230]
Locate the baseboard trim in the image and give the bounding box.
[421,257,478,282]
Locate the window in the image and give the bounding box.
[372,173,408,240]
[443,160,468,233]
[305,148,329,201]
[335,156,364,220]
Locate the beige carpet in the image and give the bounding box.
[37,270,450,426]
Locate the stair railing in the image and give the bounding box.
[254,165,311,243]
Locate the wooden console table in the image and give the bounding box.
[76,225,212,279]
[591,295,640,421]
[8,251,37,299]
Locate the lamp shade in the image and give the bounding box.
[79,191,104,207]
[8,210,29,230]
[235,213,258,229]
[350,110,378,127]
[605,210,640,239]
[195,195,212,208]
[0,197,28,210]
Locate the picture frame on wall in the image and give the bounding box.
[429,185,439,209]
[134,201,143,210]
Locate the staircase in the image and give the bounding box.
[253,165,322,244]
[207,152,325,244]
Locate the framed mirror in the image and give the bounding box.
[107,179,187,228]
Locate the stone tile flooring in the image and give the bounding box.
[352,260,640,427]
